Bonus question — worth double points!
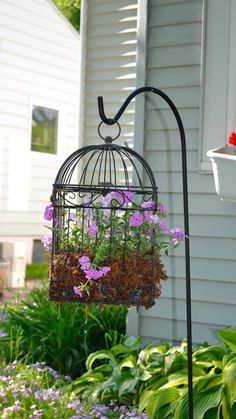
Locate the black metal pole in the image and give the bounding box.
[97,86,193,419]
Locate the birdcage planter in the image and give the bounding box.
[41,88,187,309]
[45,138,171,309]
[42,126,184,308]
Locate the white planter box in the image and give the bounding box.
[207,146,236,202]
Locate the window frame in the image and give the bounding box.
[29,97,65,161]
[31,104,59,155]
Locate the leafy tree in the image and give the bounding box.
[52,0,81,32]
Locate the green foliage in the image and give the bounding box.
[71,329,236,418]
[25,263,49,279]
[52,0,80,32]
[0,286,127,379]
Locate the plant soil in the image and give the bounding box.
[49,251,167,308]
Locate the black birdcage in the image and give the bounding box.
[49,118,169,308]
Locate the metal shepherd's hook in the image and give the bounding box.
[97,86,193,419]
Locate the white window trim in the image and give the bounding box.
[199,0,236,172]
[29,96,65,162]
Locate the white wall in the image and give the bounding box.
[0,0,80,261]
[136,0,236,345]
[81,0,138,150]
[81,0,236,345]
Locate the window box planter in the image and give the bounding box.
[207,145,236,202]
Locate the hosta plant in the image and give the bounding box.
[70,327,236,419]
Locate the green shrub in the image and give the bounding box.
[71,328,236,418]
[0,286,127,379]
[25,263,49,279]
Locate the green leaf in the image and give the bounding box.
[124,335,141,350]
[146,388,179,419]
[203,407,220,419]
[119,354,137,370]
[218,328,236,353]
[175,384,222,419]
[139,390,154,412]
[223,358,236,405]
[85,350,117,371]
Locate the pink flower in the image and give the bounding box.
[101,266,111,276]
[44,204,54,221]
[159,221,169,232]
[141,200,154,209]
[129,211,143,227]
[79,256,90,265]
[87,223,98,237]
[170,228,185,242]
[144,211,159,224]
[41,233,52,249]
[73,286,83,298]
[158,204,167,215]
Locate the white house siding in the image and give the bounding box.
[82,0,138,153]
[137,0,236,345]
[0,0,80,261]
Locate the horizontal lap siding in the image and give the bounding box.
[0,0,80,237]
[140,0,236,345]
[83,0,138,150]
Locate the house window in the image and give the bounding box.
[31,105,58,154]
[200,0,236,171]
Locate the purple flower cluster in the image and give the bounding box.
[79,256,111,280]
[100,191,134,208]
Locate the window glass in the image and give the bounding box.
[31,105,58,154]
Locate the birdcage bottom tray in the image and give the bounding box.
[49,251,167,308]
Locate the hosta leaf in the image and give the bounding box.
[86,350,116,370]
[221,384,232,419]
[194,345,226,362]
[218,328,236,353]
[223,358,236,405]
[146,387,180,419]
[139,390,154,412]
[118,377,138,397]
[203,407,220,419]
[119,354,137,370]
[175,384,222,419]
[161,373,188,389]
[165,353,188,374]
[194,375,222,393]
[124,335,141,350]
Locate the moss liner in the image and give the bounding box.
[49,251,167,309]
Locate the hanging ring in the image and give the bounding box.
[98,120,121,142]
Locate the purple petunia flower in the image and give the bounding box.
[170,228,185,242]
[79,256,90,265]
[112,191,134,205]
[73,286,84,298]
[101,266,111,276]
[44,203,54,221]
[41,233,52,249]
[141,200,154,209]
[87,223,99,237]
[130,211,143,227]
[158,203,167,215]
[159,221,169,233]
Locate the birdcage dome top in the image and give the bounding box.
[54,142,157,197]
